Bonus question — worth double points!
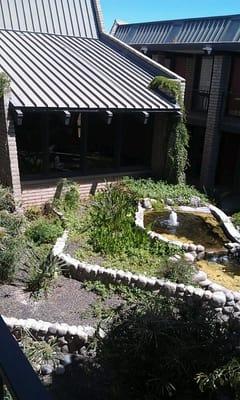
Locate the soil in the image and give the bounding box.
[198,260,240,292]
[0,276,123,327]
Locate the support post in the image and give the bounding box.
[114,114,123,170]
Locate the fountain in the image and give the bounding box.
[168,211,179,227]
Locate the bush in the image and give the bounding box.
[161,259,195,285]
[122,177,208,206]
[26,244,60,295]
[232,212,240,228]
[0,186,15,212]
[0,211,24,236]
[63,184,80,211]
[96,296,234,400]
[25,206,43,221]
[26,218,63,245]
[0,236,22,282]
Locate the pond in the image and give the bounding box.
[144,211,228,251]
[198,257,240,291]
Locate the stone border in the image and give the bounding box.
[2,314,98,376]
[53,231,240,323]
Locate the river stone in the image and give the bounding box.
[142,198,153,209]
[41,364,54,375]
[188,244,197,252]
[196,244,205,252]
[199,279,212,288]
[193,271,207,283]
[184,252,195,263]
[211,291,226,307]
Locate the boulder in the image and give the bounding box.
[211,291,226,307]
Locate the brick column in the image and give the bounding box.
[200,55,231,190]
[184,56,196,112]
[0,94,22,203]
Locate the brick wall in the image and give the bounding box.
[200,55,231,189]
[0,94,22,202]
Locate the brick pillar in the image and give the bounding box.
[0,94,22,203]
[151,113,169,177]
[184,56,196,112]
[200,55,231,190]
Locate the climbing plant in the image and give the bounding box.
[0,72,10,98]
[149,76,189,184]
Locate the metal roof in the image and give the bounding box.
[0,29,179,111]
[0,0,98,38]
[112,14,240,45]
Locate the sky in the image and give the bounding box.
[101,0,240,31]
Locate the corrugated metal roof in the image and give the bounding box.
[112,14,240,45]
[0,0,98,38]
[0,29,178,111]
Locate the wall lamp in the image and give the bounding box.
[202,46,213,55]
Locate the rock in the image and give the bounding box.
[60,354,72,366]
[61,345,69,354]
[211,291,226,307]
[166,198,174,206]
[142,198,153,210]
[188,244,196,252]
[190,196,201,207]
[193,288,204,299]
[162,282,176,296]
[168,256,178,263]
[208,283,226,293]
[193,271,207,283]
[223,306,234,315]
[234,292,240,302]
[197,251,205,260]
[196,245,205,252]
[41,364,54,375]
[55,365,65,375]
[203,290,213,301]
[184,252,195,263]
[199,279,211,288]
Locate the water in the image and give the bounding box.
[145,211,228,251]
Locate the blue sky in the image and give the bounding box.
[101,0,240,31]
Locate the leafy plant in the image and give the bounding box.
[149,77,189,184]
[0,72,10,98]
[26,217,63,245]
[161,259,195,285]
[196,358,240,399]
[0,235,22,283]
[0,186,15,212]
[122,177,208,205]
[26,245,60,295]
[0,210,24,236]
[96,296,233,400]
[232,212,240,229]
[25,206,43,222]
[19,328,59,373]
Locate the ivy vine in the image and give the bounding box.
[0,72,10,98]
[149,76,189,184]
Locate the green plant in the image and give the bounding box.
[196,358,240,399]
[63,183,80,211]
[0,72,10,98]
[0,186,15,212]
[122,177,208,205]
[149,77,189,184]
[26,217,63,244]
[25,206,43,221]
[232,212,240,228]
[0,235,22,283]
[161,259,195,285]
[26,245,60,295]
[19,329,59,373]
[0,210,24,236]
[96,297,233,400]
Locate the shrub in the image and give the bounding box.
[232,212,240,228]
[122,177,208,206]
[0,210,24,236]
[63,184,80,211]
[96,297,234,400]
[26,244,60,295]
[25,206,43,222]
[0,236,22,283]
[0,185,15,212]
[161,259,195,285]
[26,218,63,245]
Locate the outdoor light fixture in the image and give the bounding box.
[14,109,23,126]
[77,113,82,138]
[141,111,149,125]
[140,46,148,55]
[105,111,113,125]
[63,111,71,126]
[202,46,212,55]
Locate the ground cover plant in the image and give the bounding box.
[63,182,196,283]
[94,295,238,400]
